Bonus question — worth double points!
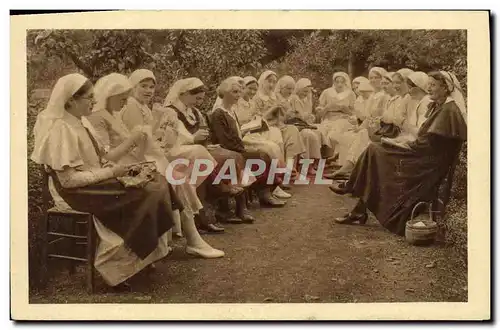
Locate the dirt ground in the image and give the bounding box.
[30,184,467,304]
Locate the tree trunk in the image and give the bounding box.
[347,51,354,80]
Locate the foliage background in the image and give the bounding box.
[27,29,468,288]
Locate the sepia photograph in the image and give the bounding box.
[10,10,490,320]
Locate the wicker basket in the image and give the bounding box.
[405,201,438,246]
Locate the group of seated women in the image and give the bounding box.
[30,64,467,291]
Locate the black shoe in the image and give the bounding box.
[203,223,225,232]
[329,181,349,195]
[237,209,256,223]
[111,281,132,292]
[216,211,244,224]
[334,212,368,225]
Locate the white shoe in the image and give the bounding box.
[273,186,292,199]
[186,246,225,259]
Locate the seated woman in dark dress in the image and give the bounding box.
[31,73,224,291]
[210,77,287,208]
[329,71,467,236]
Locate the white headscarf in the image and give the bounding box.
[352,76,369,86]
[257,70,278,100]
[397,68,414,79]
[332,72,352,90]
[243,76,258,86]
[294,78,312,94]
[440,71,467,121]
[358,80,374,92]
[369,67,388,80]
[293,78,313,114]
[408,71,430,92]
[129,69,156,87]
[93,73,132,112]
[84,73,134,149]
[164,77,204,107]
[383,72,396,82]
[230,76,244,87]
[31,73,89,164]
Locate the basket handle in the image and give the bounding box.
[411,201,432,221]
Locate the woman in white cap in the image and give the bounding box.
[325,79,375,180]
[351,76,368,98]
[252,70,306,181]
[352,77,373,124]
[234,76,285,167]
[396,71,433,143]
[289,78,316,125]
[159,77,252,226]
[288,78,323,175]
[316,72,357,165]
[368,72,402,141]
[235,76,260,125]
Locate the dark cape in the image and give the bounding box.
[345,99,467,235]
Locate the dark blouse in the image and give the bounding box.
[209,108,245,153]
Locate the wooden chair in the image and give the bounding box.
[410,143,464,230]
[40,165,97,293]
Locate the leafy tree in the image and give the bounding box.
[29,29,269,109]
[31,29,156,82]
[273,29,467,94]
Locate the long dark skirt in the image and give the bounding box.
[345,142,456,235]
[51,172,182,259]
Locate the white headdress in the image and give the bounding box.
[31,73,88,164]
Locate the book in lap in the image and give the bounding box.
[241,117,270,134]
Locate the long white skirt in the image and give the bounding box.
[280,125,306,159]
[243,131,284,162]
[318,117,356,149]
[93,215,172,287]
[345,129,371,165]
[300,128,322,159]
[166,144,217,188]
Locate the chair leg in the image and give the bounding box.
[86,215,96,294]
[40,212,49,288]
[69,218,79,275]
